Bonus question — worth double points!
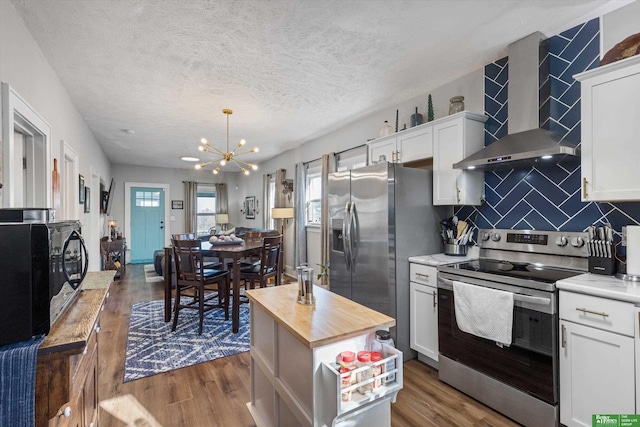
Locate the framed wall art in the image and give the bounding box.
[245,196,255,219]
[172,200,184,209]
[84,187,90,213]
[79,175,85,204]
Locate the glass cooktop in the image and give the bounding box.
[442,259,583,285]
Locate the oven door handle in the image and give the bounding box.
[437,276,550,306]
[514,295,551,306]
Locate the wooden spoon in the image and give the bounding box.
[456,220,468,239]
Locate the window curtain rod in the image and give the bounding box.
[302,144,366,167]
[181,181,225,185]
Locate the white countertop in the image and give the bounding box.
[557,273,640,304]
[409,246,479,266]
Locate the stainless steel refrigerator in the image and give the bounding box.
[329,162,445,359]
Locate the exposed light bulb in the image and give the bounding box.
[220,159,226,166]
[252,148,259,153]
[213,167,220,174]
[200,138,207,144]
[198,146,205,152]
[195,164,202,170]
[251,164,258,170]
[242,168,249,175]
[239,139,246,146]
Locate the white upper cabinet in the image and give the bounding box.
[574,55,640,202]
[432,112,487,205]
[367,122,433,164]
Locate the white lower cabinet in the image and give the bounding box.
[636,306,640,412]
[409,264,438,362]
[559,291,636,426]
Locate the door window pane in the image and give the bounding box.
[135,191,160,207]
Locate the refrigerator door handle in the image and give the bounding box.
[350,202,359,270]
[343,201,352,271]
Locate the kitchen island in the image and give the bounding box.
[245,284,403,427]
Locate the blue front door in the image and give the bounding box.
[130,186,165,264]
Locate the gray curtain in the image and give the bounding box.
[215,183,228,214]
[184,181,198,234]
[320,153,335,288]
[294,162,307,268]
[262,173,271,228]
[275,168,286,209]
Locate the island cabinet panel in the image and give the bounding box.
[246,284,402,427]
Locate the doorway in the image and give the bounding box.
[1,83,51,208]
[125,183,169,264]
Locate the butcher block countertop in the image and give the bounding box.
[38,271,114,357]
[246,284,395,349]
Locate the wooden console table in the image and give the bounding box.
[36,271,113,426]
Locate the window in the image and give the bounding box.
[306,161,322,225]
[336,145,367,171]
[267,176,276,230]
[196,186,216,235]
[135,190,161,207]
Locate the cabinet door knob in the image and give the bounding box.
[57,406,72,417]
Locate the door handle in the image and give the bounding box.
[350,203,359,270]
[432,291,437,308]
[343,202,351,271]
[582,177,588,199]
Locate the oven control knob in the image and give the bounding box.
[491,233,501,242]
[555,236,568,246]
[481,232,491,241]
[570,236,585,248]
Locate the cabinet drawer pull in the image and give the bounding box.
[575,307,609,317]
[415,273,429,280]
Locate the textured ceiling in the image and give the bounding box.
[8,0,630,172]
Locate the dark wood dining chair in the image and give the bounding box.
[171,238,229,334]
[173,233,222,270]
[238,235,282,290]
[232,230,267,270]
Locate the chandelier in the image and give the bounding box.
[195,109,258,175]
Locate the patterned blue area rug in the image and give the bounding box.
[123,299,250,382]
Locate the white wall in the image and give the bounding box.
[110,163,237,243]
[602,1,640,55]
[0,1,111,271]
[236,69,484,271]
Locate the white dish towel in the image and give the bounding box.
[453,281,514,346]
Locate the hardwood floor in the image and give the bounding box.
[98,265,520,426]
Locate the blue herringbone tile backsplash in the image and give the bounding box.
[455,18,640,236]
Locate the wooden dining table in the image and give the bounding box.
[163,239,266,333]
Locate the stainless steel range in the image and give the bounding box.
[437,228,588,427]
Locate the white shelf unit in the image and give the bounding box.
[247,301,404,427]
[319,344,403,425]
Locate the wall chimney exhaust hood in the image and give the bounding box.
[454,32,580,171]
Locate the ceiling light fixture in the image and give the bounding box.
[181,156,200,162]
[195,109,258,175]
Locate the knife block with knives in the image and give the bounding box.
[587,224,615,275]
